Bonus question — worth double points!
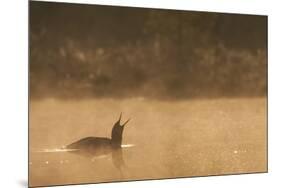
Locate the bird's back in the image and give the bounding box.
[67,137,112,155]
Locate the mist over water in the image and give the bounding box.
[29,97,267,187]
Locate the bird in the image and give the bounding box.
[66,113,130,157]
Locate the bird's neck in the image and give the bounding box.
[111,135,122,147]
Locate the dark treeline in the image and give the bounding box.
[30,1,267,100]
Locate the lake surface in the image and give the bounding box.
[29,97,267,187]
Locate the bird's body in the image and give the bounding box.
[66,113,130,162]
[66,137,113,156]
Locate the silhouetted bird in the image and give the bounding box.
[66,113,130,157]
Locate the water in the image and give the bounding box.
[29,97,267,187]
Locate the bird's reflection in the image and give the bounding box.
[69,146,125,170]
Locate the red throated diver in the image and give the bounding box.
[66,113,130,156]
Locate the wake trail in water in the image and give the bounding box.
[32,144,135,153]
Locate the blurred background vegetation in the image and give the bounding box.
[30,1,267,99]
